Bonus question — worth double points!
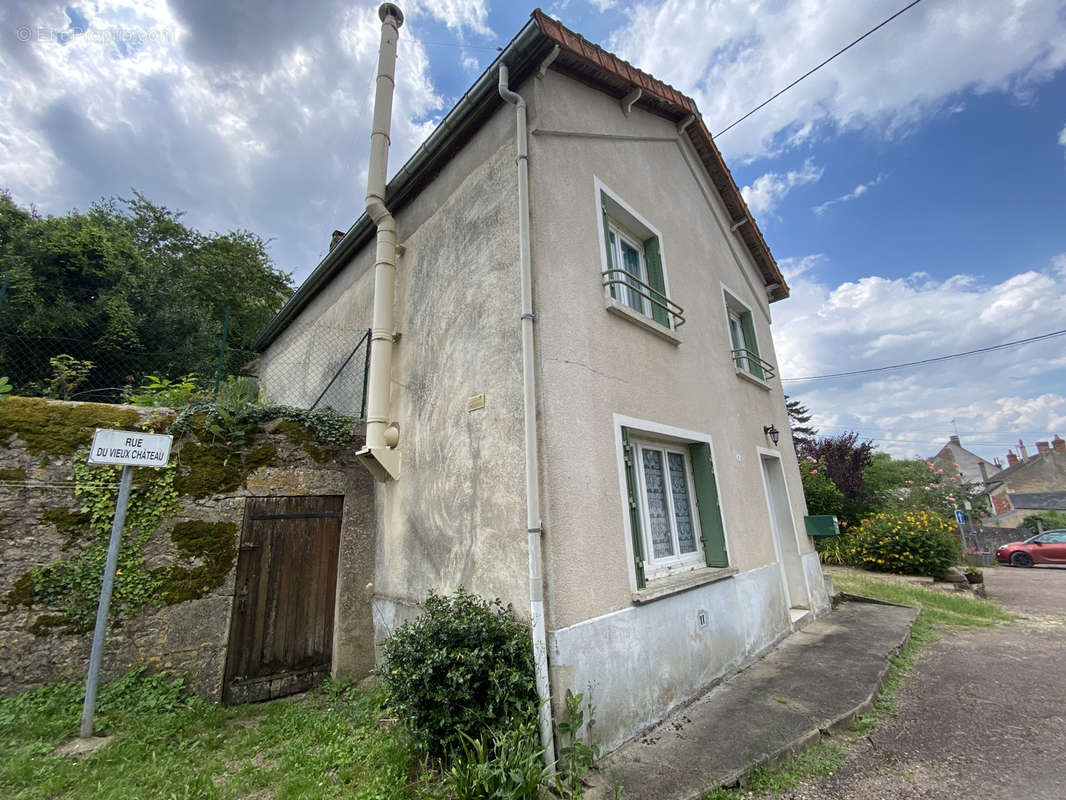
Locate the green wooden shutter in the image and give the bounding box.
[739,312,764,379]
[689,442,728,567]
[643,236,670,327]
[622,427,646,589]
[602,206,618,302]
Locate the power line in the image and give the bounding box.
[781,328,1066,382]
[714,0,925,139]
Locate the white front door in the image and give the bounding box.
[760,452,809,611]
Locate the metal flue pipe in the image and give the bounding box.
[358,3,404,482]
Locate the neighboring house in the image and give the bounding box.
[928,434,997,485]
[254,8,828,752]
[983,437,1066,528]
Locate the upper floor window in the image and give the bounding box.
[596,180,684,331]
[722,288,775,382]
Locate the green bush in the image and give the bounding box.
[850,509,962,578]
[377,588,538,760]
[799,457,844,518]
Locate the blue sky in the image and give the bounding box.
[2,1,1065,464]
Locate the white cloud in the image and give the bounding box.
[409,0,493,37]
[740,158,822,218]
[1059,121,1066,151]
[0,1,444,280]
[812,174,886,216]
[588,0,618,11]
[773,254,1066,460]
[605,0,1066,161]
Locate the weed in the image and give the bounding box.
[556,686,601,798]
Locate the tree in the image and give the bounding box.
[1021,510,1066,533]
[785,395,817,448]
[0,191,292,399]
[862,452,987,520]
[798,432,875,527]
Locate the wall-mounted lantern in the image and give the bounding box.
[763,424,780,446]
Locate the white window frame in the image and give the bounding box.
[631,436,705,579]
[721,285,761,377]
[594,177,675,331]
[606,221,649,315]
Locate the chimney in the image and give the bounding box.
[978,462,989,482]
[994,457,1002,469]
[355,3,405,483]
[1054,435,1066,454]
[948,434,960,445]
[1036,440,1051,456]
[1007,450,1019,467]
[1019,439,1029,460]
[329,230,345,251]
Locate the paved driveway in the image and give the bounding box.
[983,563,1066,617]
[763,567,1066,800]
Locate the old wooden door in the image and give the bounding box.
[222,496,343,704]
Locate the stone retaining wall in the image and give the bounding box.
[0,398,372,699]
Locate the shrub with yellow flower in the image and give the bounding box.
[850,508,961,578]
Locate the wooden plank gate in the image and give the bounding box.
[222,496,343,704]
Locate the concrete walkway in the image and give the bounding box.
[607,599,918,800]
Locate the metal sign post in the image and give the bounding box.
[79,429,173,739]
[954,508,967,553]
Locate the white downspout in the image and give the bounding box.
[499,64,556,767]
[357,3,404,482]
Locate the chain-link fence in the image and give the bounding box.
[0,322,371,419]
[255,323,371,418]
[0,333,256,404]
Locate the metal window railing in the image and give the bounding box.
[601,270,686,328]
[731,348,776,380]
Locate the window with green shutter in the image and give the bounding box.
[598,184,681,330]
[724,288,774,381]
[621,427,729,583]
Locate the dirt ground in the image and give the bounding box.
[768,565,1066,800]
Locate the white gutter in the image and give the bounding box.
[357,3,404,482]
[498,64,556,768]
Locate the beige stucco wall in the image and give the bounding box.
[526,69,814,632]
[258,102,531,631]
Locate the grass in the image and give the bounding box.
[0,669,438,800]
[701,571,1015,799]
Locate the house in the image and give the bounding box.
[983,436,1066,527]
[253,6,829,752]
[928,434,997,485]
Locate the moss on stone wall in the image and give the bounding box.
[174,442,277,498]
[4,572,35,607]
[0,396,140,455]
[0,467,26,482]
[274,419,334,463]
[27,614,70,637]
[157,521,239,605]
[41,507,92,548]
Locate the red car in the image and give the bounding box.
[996,529,1066,567]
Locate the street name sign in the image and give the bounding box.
[88,429,173,467]
[80,428,172,739]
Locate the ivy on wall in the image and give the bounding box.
[2,396,359,636]
[6,453,180,634]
